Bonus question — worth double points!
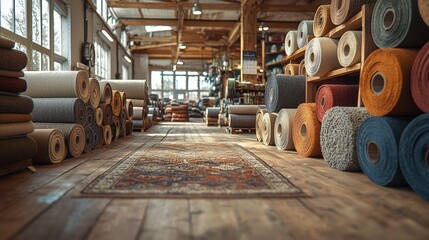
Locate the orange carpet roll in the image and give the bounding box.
[292,103,322,157]
[111,90,123,117]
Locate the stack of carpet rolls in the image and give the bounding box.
[227,105,259,131]
[98,80,114,145]
[189,106,203,118]
[149,93,163,122]
[169,101,189,122]
[0,36,37,174]
[205,107,220,126]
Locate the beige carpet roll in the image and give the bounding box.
[0,121,34,138]
[285,31,299,56]
[99,81,112,104]
[29,129,67,164]
[305,37,341,77]
[262,112,277,146]
[274,109,297,151]
[95,108,103,126]
[256,108,268,142]
[88,78,101,109]
[292,103,322,157]
[102,125,112,145]
[24,71,90,103]
[299,59,307,76]
[313,5,335,37]
[330,0,376,25]
[126,100,133,120]
[111,90,123,117]
[284,64,301,76]
[120,91,127,109]
[101,80,148,100]
[419,0,429,27]
[337,31,362,67]
[297,20,314,48]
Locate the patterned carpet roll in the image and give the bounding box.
[285,30,298,56]
[111,90,123,117]
[315,84,359,122]
[102,125,112,145]
[411,42,429,113]
[305,37,341,77]
[101,80,148,100]
[126,99,133,120]
[91,124,102,150]
[86,106,95,126]
[29,129,66,164]
[0,121,34,138]
[284,64,300,76]
[313,5,335,37]
[206,107,220,118]
[419,0,429,26]
[0,69,24,78]
[262,112,277,146]
[0,94,33,114]
[99,81,112,104]
[0,48,28,71]
[83,126,94,153]
[297,20,314,48]
[337,31,362,67]
[399,114,429,200]
[32,98,87,125]
[99,103,113,126]
[330,0,376,25]
[95,108,103,126]
[321,107,369,171]
[0,136,37,165]
[274,109,297,150]
[264,75,305,113]
[357,116,411,186]
[0,76,27,93]
[256,108,268,142]
[228,105,260,115]
[292,103,322,157]
[88,78,100,109]
[360,48,420,116]
[24,71,90,103]
[228,114,256,128]
[0,36,15,49]
[0,113,32,123]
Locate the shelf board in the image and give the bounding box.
[285,46,307,61]
[307,63,361,82]
[265,49,285,56]
[327,11,363,39]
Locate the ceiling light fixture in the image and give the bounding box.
[124,55,132,63]
[179,42,187,50]
[177,59,184,65]
[258,22,269,32]
[192,1,202,15]
[101,29,114,42]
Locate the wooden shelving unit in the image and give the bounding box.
[284,46,306,62]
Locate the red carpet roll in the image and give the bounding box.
[411,42,429,113]
[292,103,322,157]
[315,84,359,122]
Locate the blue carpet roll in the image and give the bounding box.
[399,114,429,200]
[357,117,412,186]
[264,75,305,113]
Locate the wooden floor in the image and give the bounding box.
[1,120,429,240]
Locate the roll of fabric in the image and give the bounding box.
[315,84,359,122]
[125,120,133,136]
[299,59,307,76]
[0,94,33,114]
[91,124,102,150]
[111,90,123,117]
[126,99,133,120]
[29,129,67,164]
[99,81,112,104]
[206,107,220,118]
[360,48,421,116]
[305,37,341,77]
[112,116,120,141]
[86,106,95,126]
[120,91,127,109]
[0,48,27,71]
[274,108,297,150]
[99,103,113,126]
[0,76,27,93]
[24,71,90,103]
[33,123,85,158]
[292,103,322,157]
[133,107,144,120]
[102,125,112,145]
[228,114,256,128]
[128,99,145,107]
[264,75,305,113]
[88,78,100,109]
[0,136,37,165]
[95,108,103,126]
[228,105,260,115]
[32,98,87,125]
[285,31,299,56]
[330,0,376,25]
[0,113,32,123]
[284,64,301,76]
[372,0,429,48]
[0,121,34,138]
[297,20,314,48]
[418,0,429,26]
[101,80,148,100]
[262,113,277,146]
[0,69,24,78]
[0,36,15,49]
[357,116,411,186]
[399,114,429,200]
[256,108,268,142]
[313,5,335,37]
[96,126,104,148]
[83,126,94,153]
[337,31,362,67]
[321,107,369,171]
[411,42,429,113]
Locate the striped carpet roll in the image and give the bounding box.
[0,136,37,166]
[411,42,429,113]
[315,84,359,122]
[88,78,100,109]
[305,37,341,77]
[337,31,362,67]
[32,98,87,125]
[256,108,268,142]
[262,112,277,146]
[111,90,123,117]
[126,100,133,120]
[24,71,90,103]
[29,129,66,164]
[285,30,298,56]
[83,126,94,153]
[284,64,300,76]
[330,0,376,25]
[321,107,369,171]
[292,103,322,157]
[419,0,429,26]
[101,80,148,100]
[99,103,113,126]
[0,113,32,123]
[0,48,27,71]
[0,76,27,93]
[102,125,112,145]
[313,5,335,37]
[228,114,256,128]
[264,75,306,113]
[99,81,112,104]
[228,105,260,115]
[274,109,297,151]
[91,124,102,150]
[297,20,314,48]
[95,108,103,126]
[206,107,220,118]
[0,94,33,114]
[0,121,34,138]
[86,106,95,126]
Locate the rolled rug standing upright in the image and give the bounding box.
[321,107,369,171]
[274,108,297,150]
[262,112,277,146]
[29,129,67,164]
[297,20,314,48]
[330,0,376,25]
[399,114,429,200]
[99,81,112,104]
[88,78,101,109]
[292,103,322,157]
[360,48,421,116]
[285,30,299,56]
[315,84,359,122]
[256,108,267,142]
[284,64,301,76]
[111,90,123,117]
[357,116,411,186]
[32,98,87,125]
[411,42,429,113]
[418,0,429,27]
[337,31,362,67]
[313,5,335,37]
[305,37,341,77]
[264,75,305,113]
[95,108,103,126]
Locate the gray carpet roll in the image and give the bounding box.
[228,105,260,115]
[86,106,95,126]
[29,129,67,164]
[228,114,256,128]
[264,75,306,113]
[83,126,94,153]
[305,37,341,77]
[0,121,34,138]
[0,94,33,114]
[0,48,27,71]
[133,107,144,120]
[206,107,221,118]
[297,20,314,48]
[32,98,87,125]
[256,108,268,142]
[95,107,103,126]
[101,80,148,100]
[262,112,277,146]
[88,78,101,109]
[285,30,299,56]
[128,99,145,108]
[24,71,90,102]
[274,109,297,150]
[132,119,144,129]
[99,81,112,104]
[91,124,102,150]
[321,107,370,171]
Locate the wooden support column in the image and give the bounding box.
[240,0,257,83]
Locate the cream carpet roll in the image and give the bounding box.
[313,5,335,37]
[299,59,307,76]
[111,90,123,117]
[284,64,301,76]
[292,103,322,157]
[32,98,87,125]
[0,121,34,138]
[102,125,112,145]
[297,20,314,48]
[256,108,267,142]
[24,71,90,102]
[285,31,299,56]
[101,80,148,100]
[29,129,67,164]
[88,78,101,109]
[95,108,103,126]
[262,112,277,146]
[99,81,112,104]
[305,37,341,77]
[337,31,362,67]
[419,0,429,26]
[330,0,376,25]
[274,109,297,150]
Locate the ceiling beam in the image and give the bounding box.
[228,23,240,47]
[130,42,177,50]
[120,19,239,28]
[129,36,176,42]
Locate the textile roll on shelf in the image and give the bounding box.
[357,117,411,186]
[285,30,299,56]
[315,84,359,122]
[0,48,28,71]
[313,5,335,37]
[399,114,429,200]
[99,81,112,104]
[0,94,33,114]
[337,31,362,67]
[411,42,429,113]
[292,103,322,157]
[274,108,297,151]
[321,107,369,171]
[0,76,27,93]
[262,112,277,146]
[0,121,34,138]
[24,71,90,102]
[29,129,67,164]
[305,37,341,77]
[297,20,314,48]
[256,108,268,142]
[418,0,429,26]
[371,0,429,48]
[88,78,100,109]
[99,103,113,126]
[284,64,300,76]
[32,98,87,125]
[264,75,305,113]
[330,0,376,25]
[0,136,37,166]
[360,48,421,116]
[228,114,256,129]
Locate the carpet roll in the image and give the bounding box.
[256,108,268,142]
[29,129,67,164]
[292,103,322,157]
[126,99,133,120]
[419,0,429,26]
[262,113,277,146]
[264,75,305,113]
[86,106,95,126]
[360,48,421,116]
[120,91,127,109]
[330,0,376,25]
[357,116,411,186]
[372,0,429,48]
[129,99,145,107]
[299,59,306,76]
[24,71,90,102]
[274,109,297,150]
[91,124,102,149]
[337,31,362,67]
[101,80,148,100]
[315,84,359,122]
[112,116,120,140]
[297,20,314,48]
[99,103,113,126]
[32,98,87,125]
[285,31,299,56]
[0,121,34,138]
[228,105,260,115]
[111,90,123,117]
[95,108,103,126]
[125,120,133,136]
[0,69,24,78]
[284,64,300,76]
[399,114,429,200]
[110,122,117,141]
[411,42,429,113]
[305,37,341,77]
[0,76,27,93]
[83,126,94,153]
[0,36,15,49]
[313,5,335,37]
[0,136,37,165]
[99,81,112,104]
[321,107,369,171]
[0,48,27,71]
[206,107,221,118]
[96,126,104,148]
[88,78,100,109]
[133,107,144,120]
[0,113,32,123]
[228,114,256,128]
[102,125,112,145]
[0,94,33,114]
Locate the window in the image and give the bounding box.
[53,10,62,55]
[1,0,27,37]
[94,39,111,80]
[188,76,199,90]
[151,71,162,90]
[175,75,187,90]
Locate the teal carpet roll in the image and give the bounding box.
[0,136,37,165]
[0,94,33,114]
[32,98,87,125]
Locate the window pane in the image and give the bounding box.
[175,71,186,75]
[163,71,174,75]
[32,50,41,71]
[163,75,173,90]
[15,0,27,37]
[32,0,41,45]
[42,54,49,71]
[1,0,13,31]
[54,10,62,54]
[188,71,199,75]
[200,79,211,90]
[163,91,174,100]
[188,76,199,90]
[41,0,50,48]
[151,71,162,89]
[175,75,186,90]
[54,61,62,71]
[177,93,185,100]
[188,91,199,101]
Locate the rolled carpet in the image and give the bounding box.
[284,64,300,76]
[256,108,268,142]
[292,103,322,157]
[95,107,103,126]
[228,105,260,115]
[83,126,94,153]
[411,42,429,113]
[399,114,429,200]
[33,122,85,158]
[274,108,297,151]
[88,78,100,109]
[360,48,421,116]
[0,121,34,138]
[371,0,429,48]
[133,107,144,120]
[101,80,148,100]
[32,98,87,125]
[321,107,369,171]
[102,125,112,145]
[313,5,335,37]
[112,116,120,141]
[96,126,104,148]
[91,124,102,150]
[128,99,145,108]
[262,113,277,146]
[0,113,32,123]
[125,120,133,136]
[0,48,27,71]
[0,36,15,49]
[264,75,305,113]
[120,91,127,110]
[228,114,256,128]
[357,116,411,186]
[285,30,299,56]
[111,90,123,117]
[86,106,95,126]
[126,99,133,120]
[29,129,67,164]
[0,136,37,166]
[297,20,314,48]
[305,37,341,77]
[0,69,24,78]
[337,31,362,67]
[206,107,221,118]
[330,0,376,25]
[0,76,27,93]
[418,0,429,26]
[315,84,359,122]
[99,103,113,126]
[99,81,112,104]
[24,71,90,103]
[299,59,307,76]
[0,94,33,114]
